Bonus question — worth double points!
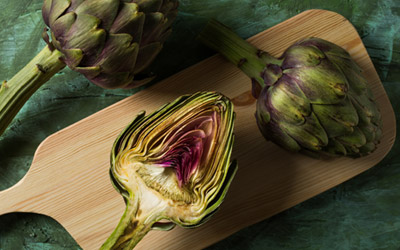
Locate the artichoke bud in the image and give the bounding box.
[199,20,383,157]
[42,0,179,89]
[102,92,237,250]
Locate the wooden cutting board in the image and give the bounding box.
[0,9,396,250]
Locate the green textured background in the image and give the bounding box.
[0,0,399,249]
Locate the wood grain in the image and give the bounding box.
[0,9,396,250]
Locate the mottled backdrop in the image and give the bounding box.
[0,0,399,249]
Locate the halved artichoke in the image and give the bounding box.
[101,91,237,250]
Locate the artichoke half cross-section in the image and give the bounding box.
[101,92,237,250]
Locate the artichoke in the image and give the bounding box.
[0,0,178,136]
[101,92,237,249]
[42,0,178,88]
[199,20,382,157]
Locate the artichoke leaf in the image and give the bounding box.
[281,44,325,69]
[267,76,311,125]
[280,112,329,151]
[283,59,348,104]
[312,97,359,138]
[74,0,120,30]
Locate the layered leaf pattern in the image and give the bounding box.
[42,0,178,89]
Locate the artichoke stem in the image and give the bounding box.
[0,45,66,136]
[199,19,279,90]
[100,198,158,250]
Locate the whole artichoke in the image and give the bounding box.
[199,20,382,157]
[101,92,237,249]
[42,0,179,88]
[0,0,178,137]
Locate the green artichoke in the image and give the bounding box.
[42,0,178,88]
[101,91,237,250]
[199,20,382,157]
[0,0,178,136]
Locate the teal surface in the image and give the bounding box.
[0,0,399,249]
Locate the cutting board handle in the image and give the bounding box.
[0,150,44,216]
[0,133,69,217]
[0,176,28,215]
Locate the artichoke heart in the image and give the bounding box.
[102,92,237,250]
